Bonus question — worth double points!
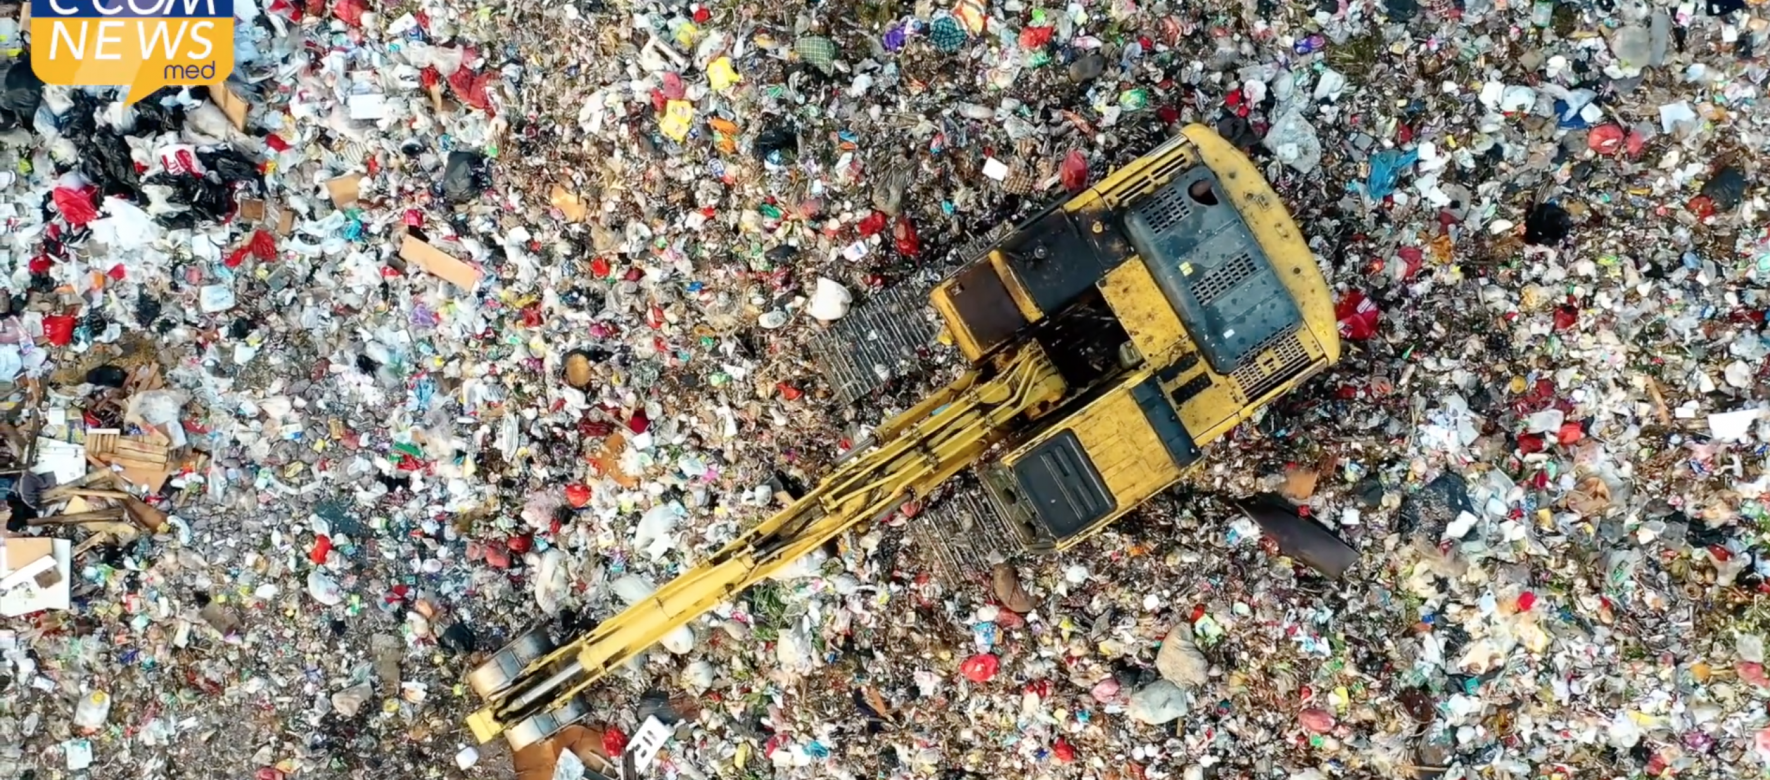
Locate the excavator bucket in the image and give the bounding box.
[810,283,939,404]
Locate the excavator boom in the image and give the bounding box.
[466,345,1066,748]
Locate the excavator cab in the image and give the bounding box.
[917,125,1341,571]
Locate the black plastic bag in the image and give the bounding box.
[129,88,186,135]
[1701,165,1748,210]
[441,150,486,203]
[1524,202,1572,246]
[0,58,44,130]
[62,92,143,197]
[753,124,798,163]
[198,146,262,188]
[143,170,235,229]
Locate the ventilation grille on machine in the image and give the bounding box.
[1231,327,1313,403]
[1190,253,1256,306]
[1124,180,1191,235]
[1108,146,1196,207]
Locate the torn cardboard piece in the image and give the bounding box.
[400,234,484,291]
[326,174,364,208]
[209,83,250,130]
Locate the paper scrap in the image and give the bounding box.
[1709,408,1761,441]
[982,157,1011,181]
[400,234,485,291]
[347,93,388,121]
[326,174,363,208]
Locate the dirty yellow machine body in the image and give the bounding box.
[465,125,1341,749]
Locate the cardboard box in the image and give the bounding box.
[0,536,71,616]
[400,234,484,291]
[326,174,363,208]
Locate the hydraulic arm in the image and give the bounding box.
[466,344,1067,748]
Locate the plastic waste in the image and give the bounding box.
[1127,681,1187,724]
[442,150,488,203]
[807,278,852,322]
[72,691,111,733]
[0,58,42,129]
[1263,107,1321,174]
[1155,625,1209,687]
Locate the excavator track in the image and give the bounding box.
[467,344,1066,749]
[912,477,1022,582]
[811,283,939,404]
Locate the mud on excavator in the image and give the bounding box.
[464,124,1348,753]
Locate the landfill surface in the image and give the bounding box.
[2,0,1770,778]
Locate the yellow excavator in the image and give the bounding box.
[465,124,1347,751]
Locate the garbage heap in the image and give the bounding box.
[1,0,1770,779]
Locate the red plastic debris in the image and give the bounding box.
[42,314,77,346]
[627,410,650,435]
[1689,195,1716,220]
[856,210,888,237]
[1587,124,1644,156]
[1739,661,1770,688]
[447,68,496,113]
[1018,26,1054,48]
[1051,738,1076,763]
[1552,305,1579,331]
[483,541,512,569]
[692,5,710,23]
[1516,591,1537,612]
[777,382,803,401]
[256,769,287,780]
[107,264,126,281]
[565,483,592,508]
[763,733,789,757]
[264,133,291,152]
[226,230,278,268]
[591,257,612,278]
[960,653,999,683]
[892,214,920,256]
[603,725,629,756]
[1335,290,1381,340]
[53,186,99,226]
[1061,149,1089,193]
[507,533,533,555]
[1397,246,1425,280]
[1517,432,1547,454]
[310,535,333,565]
[28,255,52,274]
[332,0,365,25]
[1556,421,1584,446]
